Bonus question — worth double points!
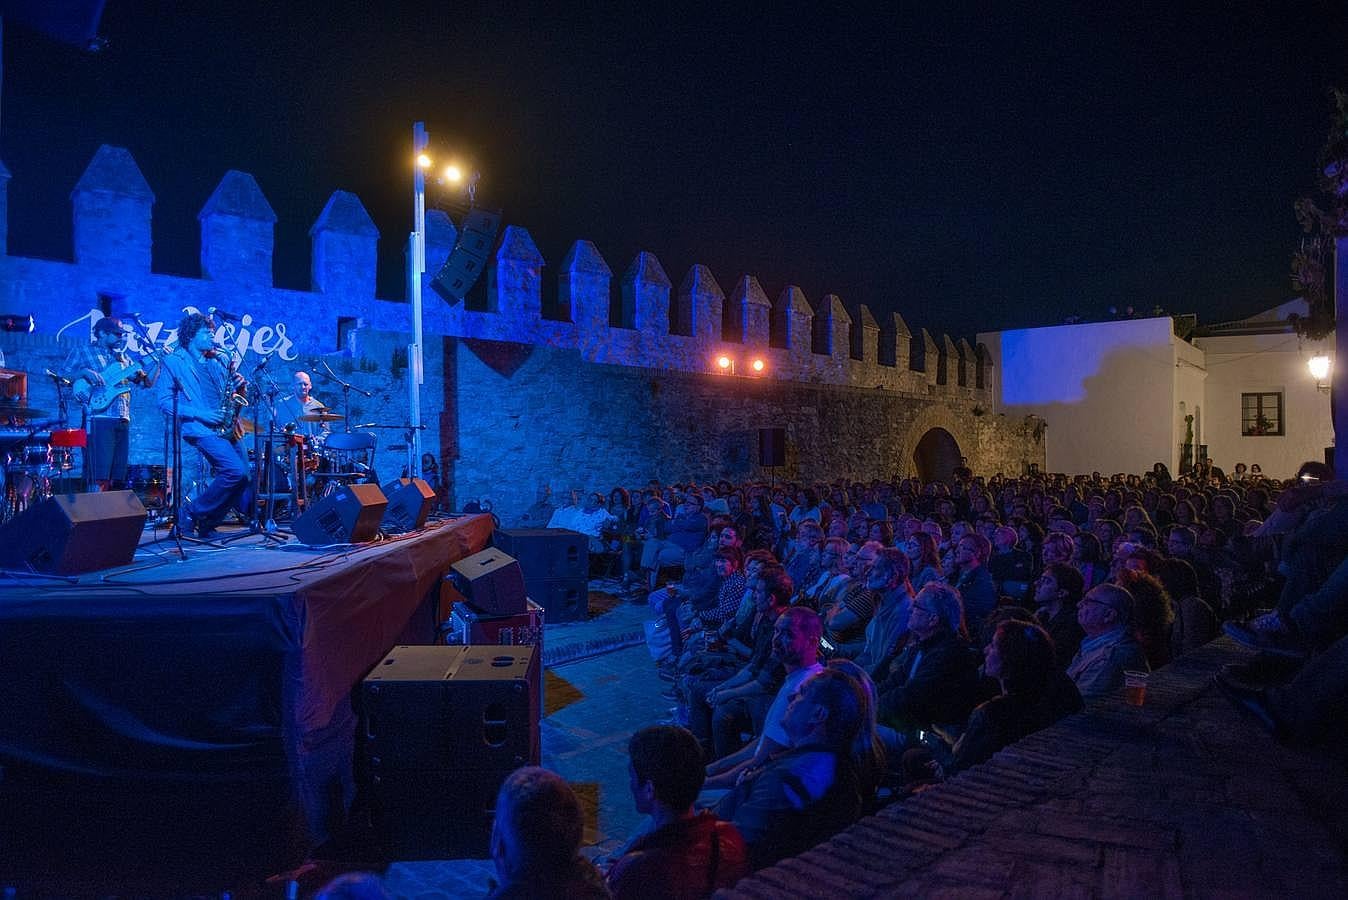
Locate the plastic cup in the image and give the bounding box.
[1123,669,1149,707]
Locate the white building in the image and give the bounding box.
[977,300,1334,479]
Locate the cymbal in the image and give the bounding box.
[299,412,345,423]
[0,406,53,420]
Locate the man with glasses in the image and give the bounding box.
[875,583,981,746]
[1066,584,1148,699]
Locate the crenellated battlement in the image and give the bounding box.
[0,145,995,405]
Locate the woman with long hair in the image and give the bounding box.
[903,531,944,592]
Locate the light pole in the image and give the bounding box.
[408,122,429,480]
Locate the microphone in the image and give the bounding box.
[126,312,144,320]
[209,306,243,322]
[45,369,73,386]
[252,355,270,373]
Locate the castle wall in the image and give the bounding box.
[0,145,1041,517]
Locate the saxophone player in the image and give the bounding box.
[156,312,252,538]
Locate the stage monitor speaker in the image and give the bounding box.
[292,482,387,545]
[429,207,503,304]
[759,427,786,468]
[532,577,588,624]
[360,644,540,859]
[493,528,587,580]
[451,548,528,616]
[0,490,146,574]
[380,477,436,533]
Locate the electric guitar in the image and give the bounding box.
[71,348,160,412]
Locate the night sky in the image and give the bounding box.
[4,1,1348,339]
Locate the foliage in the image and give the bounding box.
[1289,88,1348,341]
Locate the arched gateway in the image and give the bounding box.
[912,427,962,482]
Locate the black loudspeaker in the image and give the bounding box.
[451,548,528,616]
[493,528,587,579]
[759,427,786,467]
[429,207,503,304]
[360,644,540,859]
[0,490,146,574]
[292,483,388,545]
[380,477,436,533]
[531,577,588,624]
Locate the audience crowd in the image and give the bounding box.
[326,459,1346,899]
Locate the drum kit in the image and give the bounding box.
[244,408,386,515]
[1,404,86,523]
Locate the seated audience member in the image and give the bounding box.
[1033,563,1086,669]
[826,659,888,806]
[1115,568,1175,669]
[548,490,619,553]
[1067,584,1149,700]
[1071,532,1109,589]
[607,726,749,899]
[518,485,557,529]
[797,536,851,611]
[714,668,865,870]
[953,533,997,633]
[685,566,792,757]
[903,531,945,592]
[706,606,824,786]
[784,519,825,598]
[488,767,609,900]
[1041,531,1075,568]
[1153,556,1218,659]
[932,620,1083,776]
[641,494,710,584]
[1217,554,1348,745]
[1164,525,1223,606]
[988,525,1035,601]
[822,540,882,658]
[874,583,982,744]
[854,548,916,676]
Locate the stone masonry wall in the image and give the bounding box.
[450,342,1041,521]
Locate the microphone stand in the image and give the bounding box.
[316,359,371,434]
[129,323,221,559]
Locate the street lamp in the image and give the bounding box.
[407,123,431,479]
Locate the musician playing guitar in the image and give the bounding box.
[62,316,158,491]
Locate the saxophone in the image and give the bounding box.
[216,356,249,437]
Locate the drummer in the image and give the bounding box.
[272,371,329,437]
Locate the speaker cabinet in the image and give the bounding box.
[360,644,540,859]
[493,528,587,579]
[380,477,436,533]
[429,207,503,304]
[532,577,588,624]
[0,490,146,574]
[759,427,786,467]
[292,483,387,545]
[451,548,528,616]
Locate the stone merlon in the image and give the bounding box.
[560,240,612,329]
[773,285,813,353]
[310,190,378,297]
[71,145,154,271]
[622,251,672,334]
[199,170,277,287]
[731,275,771,347]
[677,264,724,343]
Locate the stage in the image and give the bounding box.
[0,513,494,885]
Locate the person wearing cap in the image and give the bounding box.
[1066,583,1149,699]
[63,315,158,491]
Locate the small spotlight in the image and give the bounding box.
[0,313,35,333]
[416,153,433,169]
[444,165,463,183]
[751,358,765,372]
[716,355,732,370]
